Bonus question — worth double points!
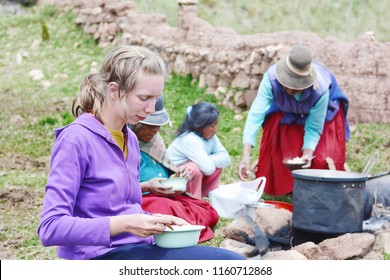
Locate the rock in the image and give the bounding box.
[261,249,308,260]
[28,69,44,80]
[255,207,292,233]
[220,239,258,258]
[360,250,384,260]
[222,216,269,255]
[293,233,375,260]
[372,232,390,254]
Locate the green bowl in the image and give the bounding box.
[154,225,205,248]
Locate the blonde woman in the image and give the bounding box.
[37,45,244,260]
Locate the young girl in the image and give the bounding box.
[167,102,231,199]
[37,46,244,260]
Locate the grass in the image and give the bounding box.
[0,3,389,259]
[135,0,390,42]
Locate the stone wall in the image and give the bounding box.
[38,0,390,124]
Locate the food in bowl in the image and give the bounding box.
[286,157,305,164]
[160,177,188,192]
[283,157,306,170]
[154,225,205,248]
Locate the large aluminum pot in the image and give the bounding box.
[292,169,368,234]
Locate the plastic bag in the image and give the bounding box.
[208,177,266,219]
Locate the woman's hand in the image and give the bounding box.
[238,159,257,180]
[250,159,258,175]
[153,186,177,197]
[239,143,255,180]
[301,148,314,168]
[110,214,189,237]
[151,213,189,229]
[176,166,190,179]
[238,160,251,180]
[141,178,176,197]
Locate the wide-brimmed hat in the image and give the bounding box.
[275,45,317,90]
[140,95,170,126]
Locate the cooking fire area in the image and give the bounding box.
[219,170,390,260]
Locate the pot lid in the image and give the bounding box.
[292,169,368,182]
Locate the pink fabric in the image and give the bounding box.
[180,161,222,199]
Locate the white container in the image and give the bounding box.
[160,177,188,192]
[208,177,266,219]
[154,225,205,248]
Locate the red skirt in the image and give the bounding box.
[255,107,347,196]
[142,194,219,242]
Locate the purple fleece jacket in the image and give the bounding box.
[37,113,153,260]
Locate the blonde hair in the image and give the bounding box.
[72,45,167,120]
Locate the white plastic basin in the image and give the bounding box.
[154,225,205,248]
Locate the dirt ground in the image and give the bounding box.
[0,186,42,259]
[0,155,55,259]
[1,0,389,260]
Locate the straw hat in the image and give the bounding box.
[275,45,317,90]
[140,95,170,126]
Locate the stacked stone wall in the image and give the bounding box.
[39,0,390,124]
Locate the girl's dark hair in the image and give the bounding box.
[176,102,219,137]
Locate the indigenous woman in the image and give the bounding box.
[238,45,349,196]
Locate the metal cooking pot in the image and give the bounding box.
[292,169,368,234]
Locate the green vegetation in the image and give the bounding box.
[135,0,390,42]
[0,3,389,259]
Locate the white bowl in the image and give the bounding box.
[160,177,188,192]
[154,225,205,248]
